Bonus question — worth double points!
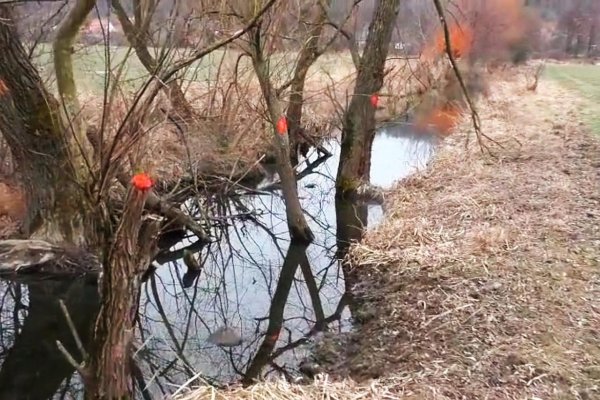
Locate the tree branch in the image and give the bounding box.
[160,0,278,84]
[53,0,93,118]
[431,0,500,152]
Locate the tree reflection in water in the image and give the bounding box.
[0,279,99,400]
[134,147,355,396]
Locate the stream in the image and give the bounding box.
[0,122,438,399]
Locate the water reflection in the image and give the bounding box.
[0,279,99,400]
[0,124,438,398]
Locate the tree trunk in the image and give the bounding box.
[286,4,328,166]
[53,0,95,174]
[0,6,94,245]
[251,30,314,244]
[588,21,597,56]
[566,27,574,54]
[336,0,401,194]
[288,67,312,167]
[86,188,159,399]
[575,33,584,56]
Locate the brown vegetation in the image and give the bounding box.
[320,74,600,399]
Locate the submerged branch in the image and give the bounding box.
[59,299,88,360]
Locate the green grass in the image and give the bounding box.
[31,43,233,94]
[28,43,355,97]
[545,64,600,135]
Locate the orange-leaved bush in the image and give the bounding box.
[423,24,474,61]
[415,104,462,136]
[422,0,532,64]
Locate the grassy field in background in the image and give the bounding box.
[545,63,600,135]
[29,43,356,95]
[30,43,227,94]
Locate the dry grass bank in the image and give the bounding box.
[176,72,600,399]
[319,74,600,399]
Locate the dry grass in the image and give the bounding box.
[176,71,600,399]
[4,49,433,187]
[174,376,409,400]
[321,74,600,399]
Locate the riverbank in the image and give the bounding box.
[177,70,600,399]
[319,71,600,399]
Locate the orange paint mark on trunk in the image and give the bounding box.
[370,94,379,108]
[276,116,288,136]
[131,173,154,191]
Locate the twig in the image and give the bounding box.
[423,303,473,329]
[431,0,502,153]
[59,299,88,359]
[56,340,87,378]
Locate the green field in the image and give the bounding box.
[31,44,229,94]
[545,63,600,135]
[30,43,355,96]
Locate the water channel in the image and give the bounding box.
[0,122,438,399]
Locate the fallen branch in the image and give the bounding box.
[0,239,101,278]
[87,128,211,244]
[260,153,331,192]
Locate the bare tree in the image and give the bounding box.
[336,0,401,194]
[240,0,315,244]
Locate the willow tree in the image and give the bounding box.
[0,0,280,395]
[0,5,98,246]
[336,0,402,194]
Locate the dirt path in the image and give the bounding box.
[314,73,600,399]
